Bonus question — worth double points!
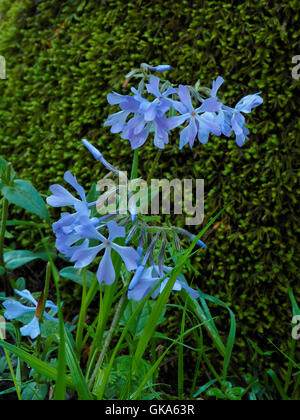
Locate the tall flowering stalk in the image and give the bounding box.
[43,62,263,316]
[1,62,263,401]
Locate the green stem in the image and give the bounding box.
[146,150,162,184]
[88,285,128,390]
[75,268,87,359]
[86,278,118,378]
[39,263,51,323]
[130,150,139,180]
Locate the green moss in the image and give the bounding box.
[0,0,299,371]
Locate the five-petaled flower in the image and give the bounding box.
[47,171,100,258]
[2,290,58,340]
[167,83,223,149]
[71,219,140,286]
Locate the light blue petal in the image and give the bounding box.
[149,65,171,72]
[177,85,194,113]
[47,184,79,208]
[72,244,104,268]
[104,111,130,133]
[107,220,125,241]
[64,171,86,203]
[179,282,199,299]
[111,243,140,271]
[153,122,169,149]
[75,218,106,242]
[3,300,35,320]
[196,97,221,113]
[179,125,192,149]
[128,265,145,290]
[107,92,127,105]
[20,317,40,340]
[128,281,152,301]
[211,76,224,97]
[146,77,161,97]
[14,289,38,306]
[97,248,115,285]
[144,103,158,122]
[235,93,263,114]
[45,301,58,314]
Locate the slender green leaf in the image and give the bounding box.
[0,340,75,389]
[64,329,93,400]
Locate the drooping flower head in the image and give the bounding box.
[47,171,100,259]
[2,290,58,340]
[128,265,199,301]
[47,154,139,285]
[230,93,264,146]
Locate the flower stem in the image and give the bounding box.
[75,268,87,359]
[88,286,128,390]
[38,262,51,323]
[131,150,139,180]
[146,149,162,185]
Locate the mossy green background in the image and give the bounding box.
[0,0,299,371]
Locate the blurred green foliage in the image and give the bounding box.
[0,0,299,370]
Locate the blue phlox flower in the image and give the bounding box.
[105,79,175,150]
[2,289,58,340]
[128,231,162,291]
[211,76,225,98]
[230,111,250,147]
[53,207,99,258]
[235,93,264,114]
[168,84,222,149]
[47,172,101,258]
[104,93,140,134]
[70,219,140,285]
[121,111,172,149]
[128,265,199,301]
[144,76,177,118]
[121,85,174,149]
[221,92,263,147]
[47,171,87,209]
